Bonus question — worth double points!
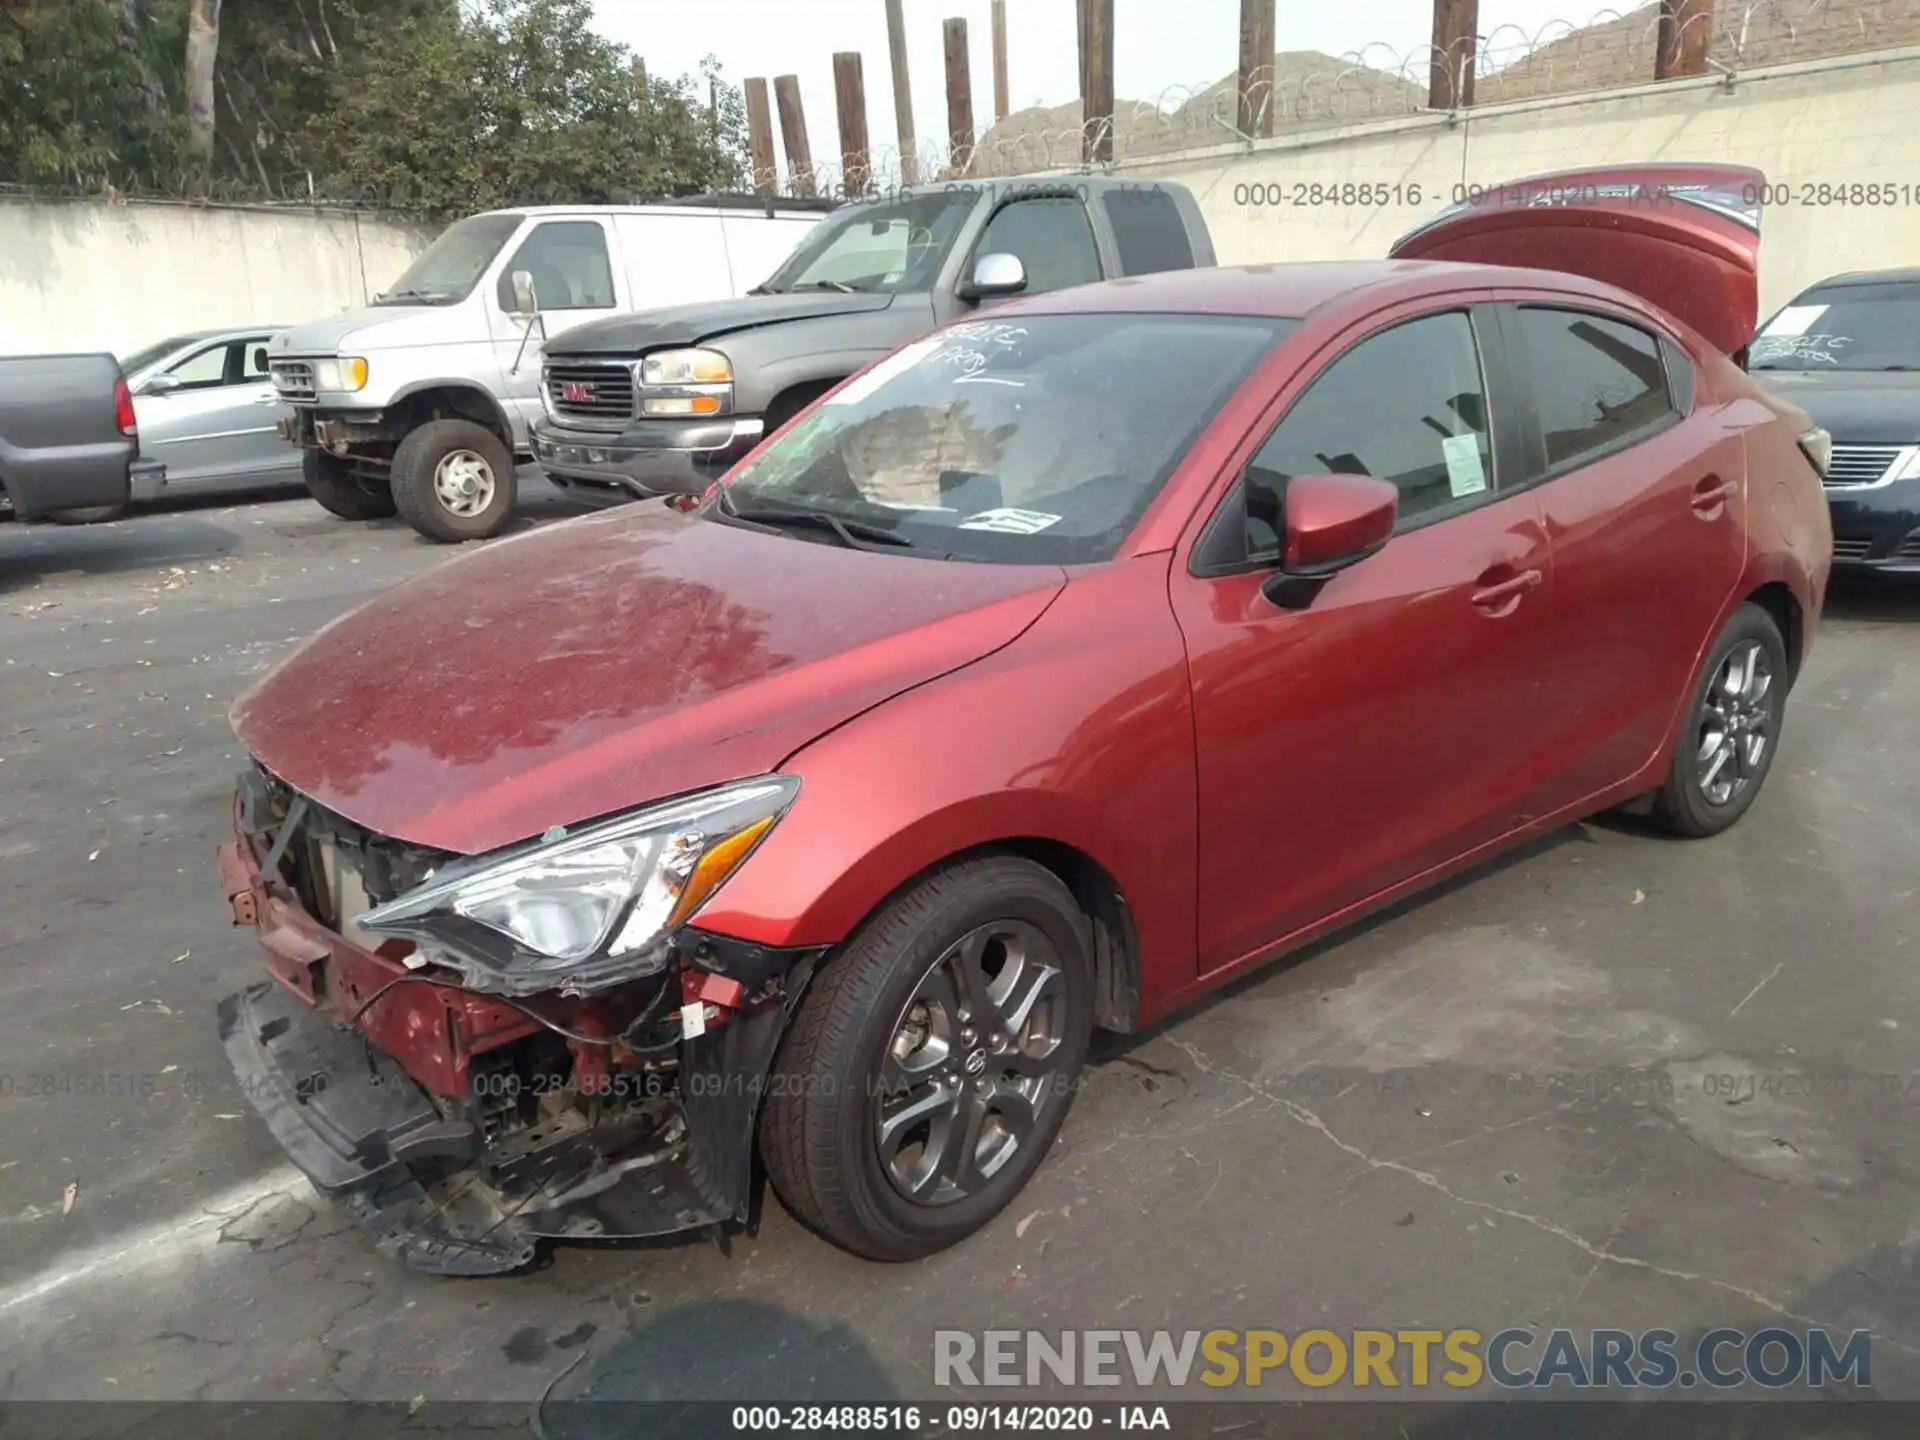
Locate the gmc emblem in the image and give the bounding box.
[560,381,596,404]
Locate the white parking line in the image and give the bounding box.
[0,1165,309,1316]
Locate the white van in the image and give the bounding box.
[266,195,828,541]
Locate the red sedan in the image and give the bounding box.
[216,164,1830,1275]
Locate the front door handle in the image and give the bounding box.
[1470,567,1543,616]
[1691,474,1737,516]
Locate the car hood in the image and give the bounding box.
[1748,369,1920,445]
[232,506,1065,855]
[268,305,460,356]
[550,291,898,356]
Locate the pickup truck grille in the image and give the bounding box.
[545,363,636,427]
[1823,444,1906,489]
[271,360,318,404]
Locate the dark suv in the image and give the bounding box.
[1750,269,1920,570]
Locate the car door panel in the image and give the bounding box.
[1169,300,1552,974]
[1493,298,1749,815]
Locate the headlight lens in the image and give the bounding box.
[359,776,797,996]
[1890,446,1920,482]
[316,356,369,393]
[642,348,732,385]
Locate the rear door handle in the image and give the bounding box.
[1692,475,1737,515]
[1470,567,1543,615]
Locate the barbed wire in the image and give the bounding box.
[0,0,1907,212]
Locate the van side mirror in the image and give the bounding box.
[510,270,540,317]
[251,347,270,374]
[1256,473,1398,609]
[141,373,183,397]
[957,252,1027,302]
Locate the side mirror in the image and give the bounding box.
[251,347,270,374]
[510,269,539,317]
[1258,473,1398,608]
[141,373,182,397]
[957,252,1027,302]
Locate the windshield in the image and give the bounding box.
[756,191,980,295]
[714,312,1297,564]
[376,212,524,306]
[1750,283,1920,371]
[120,336,198,377]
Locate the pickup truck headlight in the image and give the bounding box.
[358,776,797,997]
[642,349,732,385]
[315,357,370,393]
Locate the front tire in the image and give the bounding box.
[761,855,1093,1261]
[390,419,517,543]
[1649,602,1789,838]
[302,448,397,521]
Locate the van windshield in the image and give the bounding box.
[376,213,525,306]
[756,191,979,295]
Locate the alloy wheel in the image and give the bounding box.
[433,450,497,517]
[1696,639,1774,807]
[874,920,1068,1206]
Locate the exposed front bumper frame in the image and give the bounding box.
[531,415,764,504]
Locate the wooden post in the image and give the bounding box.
[744,77,777,197]
[991,0,1010,122]
[943,17,975,174]
[1428,0,1478,109]
[1237,0,1275,137]
[1655,0,1714,79]
[631,56,648,104]
[834,51,871,198]
[884,0,919,185]
[1080,0,1113,165]
[774,75,815,198]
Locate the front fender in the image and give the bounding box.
[694,556,1201,1020]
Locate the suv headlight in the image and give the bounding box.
[639,348,733,417]
[315,357,369,393]
[359,776,797,997]
[1890,447,1920,482]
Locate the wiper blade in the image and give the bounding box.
[378,287,451,304]
[723,496,916,551]
[791,280,857,293]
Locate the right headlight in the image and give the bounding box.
[641,348,732,385]
[315,356,369,393]
[359,776,798,997]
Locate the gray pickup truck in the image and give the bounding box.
[0,354,155,524]
[531,176,1214,510]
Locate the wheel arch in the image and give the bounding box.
[1742,579,1804,685]
[388,381,518,450]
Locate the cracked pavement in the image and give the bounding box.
[2,482,1919,1410]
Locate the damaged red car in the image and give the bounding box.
[216,164,1830,1276]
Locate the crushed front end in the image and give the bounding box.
[213,765,824,1276]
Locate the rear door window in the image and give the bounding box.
[1514,307,1678,471]
[1101,188,1194,275]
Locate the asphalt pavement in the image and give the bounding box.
[2,478,1918,1420]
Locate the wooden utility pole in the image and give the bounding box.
[834,51,872,198]
[991,0,1010,122]
[774,75,815,198]
[743,78,778,197]
[1080,0,1113,164]
[1237,0,1276,137]
[1655,0,1714,79]
[944,18,975,174]
[631,56,648,103]
[884,0,919,185]
[1428,0,1478,108]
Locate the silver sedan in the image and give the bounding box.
[123,328,303,499]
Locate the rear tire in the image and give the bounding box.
[302,448,397,521]
[390,419,517,543]
[49,504,127,525]
[1649,602,1788,838]
[761,855,1093,1262]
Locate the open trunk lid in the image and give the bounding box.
[1389,163,1763,356]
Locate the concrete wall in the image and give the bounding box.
[1121,45,1920,317]
[0,201,432,358]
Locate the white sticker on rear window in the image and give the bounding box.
[957,507,1062,535]
[1762,304,1829,338]
[825,337,944,406]
[1443,434,1488,498]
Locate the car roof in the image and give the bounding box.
[986,260,1609,322]
[1796,267,1920,290]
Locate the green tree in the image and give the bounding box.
[0,0,182,184]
